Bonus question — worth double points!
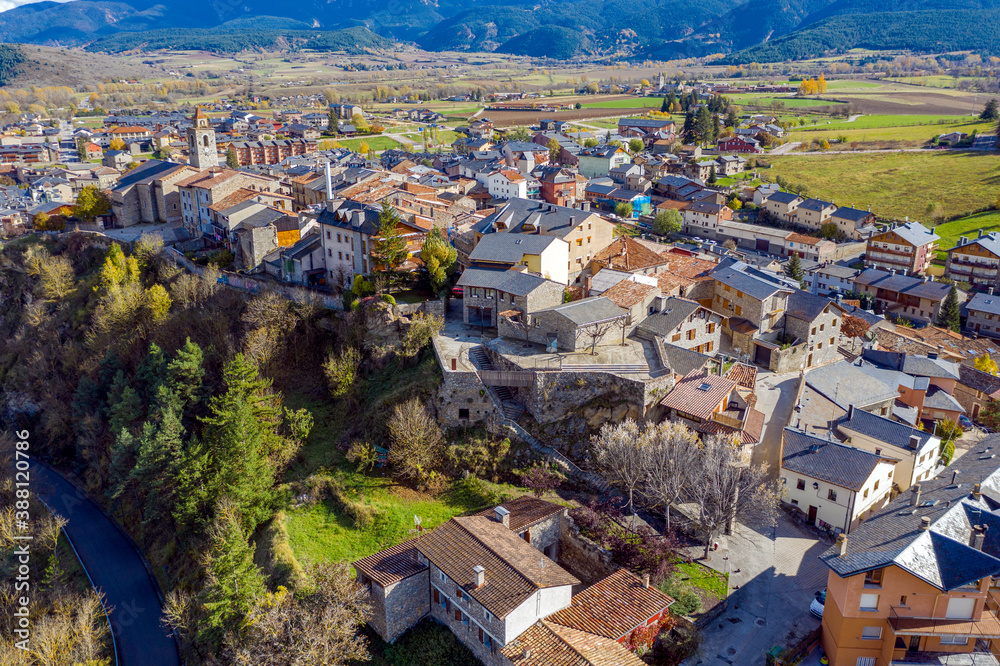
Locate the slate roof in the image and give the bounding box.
[476,198,595,240]
[316,201,381,236]
[712,264,790,301]
[838,406,938,453]
[473,496,565,533]
[112,158,189,189]
[782,428,893,491]
[860,349,961,380]
[958,364,1000,400]
[502,620,646,666]
[352,538,426,587]
[805,361,900,410]
[540,297,628,326]
[618,117,675,128]
[832,207,873,223]
[456,267,558,297]
[877,221,939,247]
[660,344,714,377]
[547,569,674,640]
[786,290,840,323]
[415,515,579,618]
[588,268,634,295]
[967,291,1000,316]
[950,232,1000,258]
[797,198,835,212]
[660,370,736,419]
[853,269,952,302]
[635,297,703,337]
[923,387,965,413]
[766,191,802,205]
[820,437,1000,590]
[469,233,562,264]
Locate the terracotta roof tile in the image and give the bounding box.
[547,570,673,640]
[725,362,757,389]
[660,370,737,420]
[352,538,426,587]
[593,237,668,272]
[502,620,646,666]
[601,280,657,309]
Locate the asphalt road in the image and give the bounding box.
[31,461,180,666]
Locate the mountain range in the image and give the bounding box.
[0,0,997,62]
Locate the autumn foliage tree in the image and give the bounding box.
[841,314,871,351]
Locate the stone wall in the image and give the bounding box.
[523,511,565,560]
[371,570,429,642]
[428,563,506,666]
[436,369,497,428]
[558,522,617,587]
[770,341,810,373]
[395,299,445,319]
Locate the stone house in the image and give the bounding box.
[177,167,284,238]
[354,497,673,666]
[852,269,959,325]
[457,267,565,328]
[955,364,1000,423]
[864,221,939,276]
[783,289,848,370]
[500,296,628,353]
[659,369,764,455]
[634,296,723,356]
[600,280,661,333]
[858,349,965,425]
[780,427,897,534]
[591,236,668,276]
[946,231,1000,290]
[110,159,198,227]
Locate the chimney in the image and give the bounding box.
[324,161,333,200]
[352,210,364,228]
[972,526,986,551]
[522,649,532,659]
[919,516,931,531]
[643,573,650,589]
[836,534,848,556]
[473,565,485,588]
[495,505,510,529]
[910,484,922,506]
[973,484,983,500]
[909,434,921,451]
[980,229,985,239]
[991,287,996,296]
[952,470,960,485]
[847,404,855,421]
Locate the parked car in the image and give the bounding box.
[959,415,974,430]
[810,590,826,619]
[450,286,463,298]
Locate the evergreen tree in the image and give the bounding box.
[938,285,961,332]
[107,371,145,436]
[172,437,211,534]
[785,252,805,286]
[371,201,408,275]
[225,147,240,168]
[201,501,266,639]
[980,98,999,121]
[711,114,721,143]
[660,96,669,113]
[164,338,205,414]
[726,108,738,129]
[682,112,695,141]
[694,106,712,144]
[707,166,717,185]
[131,405,186,529]
[135,343,169,402]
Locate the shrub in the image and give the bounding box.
[381,293,396,305]
[941,440,956,466]
[658,577,701,616]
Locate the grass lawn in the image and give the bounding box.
[674,560,729,599]
[715,172,759,188]
[933,211,1000,255]
[319,136,401,152]
[725,94,840,108]
[767,151,1000,221]
[788,119,995,146]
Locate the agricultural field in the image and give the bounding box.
[319,136,402,152]
[725,94,841,108]
[788,118,994,147]
[581,96,665,109]
[766,151,1000,222]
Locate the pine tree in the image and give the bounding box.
[682,112,695,141]
[980,98,999,121]
[708,166,717,185]
[164,338,205,413]
[371,201,408,275]
[107,371,145,436]
[225,147,240,168]
[135,343,168,402]
[131,405,186,529]
[938,285,961,332]
[660,96,669,113]
[201,500,266,639]
[785,252,804,284]
[694,106,712,144]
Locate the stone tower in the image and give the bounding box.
[187,107,218,168]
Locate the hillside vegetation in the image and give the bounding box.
[85,25,392,55]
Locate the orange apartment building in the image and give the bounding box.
[819,446,1000,666]
[227,138,316,166]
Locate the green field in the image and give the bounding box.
[789,119,995,145]
[725,94,841,108]
[798,114,982,132]
[319,135,402,152]
[582,96,664,109]
[933,211,1000,253]
[767,151,1000,222]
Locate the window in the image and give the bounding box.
[946,597,976,619]
[439,571,447,582]
[433,588,444,607]
[735,305,742,316]
[484,610,492,621]
[941,635,969,645]
[830,337,835,346]
[338,252,343,260]
[864,488,869,499]
[479,627,494,650]
[860,593,879,611]
[326,230,331,239]
[337,233,341,242]
[865,568,883,587]
[687,329,696,340]
[820,324,825,332]
[828,489,837,501]
[874,480,879,491]
[811,327,817,335]
[459,408,469,419]
[860,626,882,640]
[672,333,681,342]
[576,239,583,247]
[796,479,805,491]
[456,588,464,600]
[704,341,713,352]
[899,595,908,607]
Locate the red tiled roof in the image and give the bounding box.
[660,370,737,420]
[697,408,765,445]
[547,570,674,641]
[593,237,667,272]
[352,538,426,587]
[474,496,565,533]
[502,620,646,666]
[602,279,657,309]
[725,362,757,390]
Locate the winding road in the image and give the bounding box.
[31,460,180,666]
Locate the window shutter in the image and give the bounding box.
[455,609,461,621]
[433,589,439,604]
[479,628,484,643]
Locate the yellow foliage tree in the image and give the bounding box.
[976,353,999,376]
[817,73,828,94]
[109,137,126,151]
[358,141,370,155]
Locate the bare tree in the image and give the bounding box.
[614,315,630,346]
[591,420,646,519]
[577,318,619,355]
[687,435,781,560]
[640,421,701,532]
[387,398,443,486]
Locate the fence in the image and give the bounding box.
[167,247,343,310]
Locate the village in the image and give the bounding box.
[5,72,1000,666]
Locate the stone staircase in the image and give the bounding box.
[469,345,525,419]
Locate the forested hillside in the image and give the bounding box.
[0,44,24,86]
[85,25,391,55]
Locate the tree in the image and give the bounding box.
[819,222,839,240]
[146,284,172,323]
[76,137,88,161]
[201,499,267,638]
[980,98,999,121]
[419,226,457,293]
[660,96,670,113]
[653,209,681,236]
[615,202,633,219]
[36,254,75,300]
[520,465,562,498]
[707,166,717,185]
[323,346,361,398]
[591,420,646,518]
[640,421,701,532]
[386,398,442,486]
[232,561,370,665]
[817,73,828,94]
[359,141,370,156]
[841,314,871,352]
[109,137,126,151]
[578,318,618,354]
[687,435,780,560]
[722,239,737,251]
[506,127,532,142]
[73,185,111,221]
[225,147,240,168]
[628,138,644,154]
[938,285,961,332]
[976,353,999,377]
[547,137,561,163]
[981,398,1000,430]
[784,252,804,285]
[371,201,408,275]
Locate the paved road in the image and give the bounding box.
[752,369,802,477]
[31,461,180,666]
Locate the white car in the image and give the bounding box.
[810,590,826,619]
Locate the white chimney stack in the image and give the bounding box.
[473,565,485,588]
[495,506,510,529]
[325,161,333,200]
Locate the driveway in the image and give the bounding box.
[683,514,827,666]
[752,369,802,476]
[31,461,180,666]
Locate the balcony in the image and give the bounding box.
[888,606,1000,639]
[712,409,745,430]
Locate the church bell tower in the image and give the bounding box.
[188,107,218,168]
